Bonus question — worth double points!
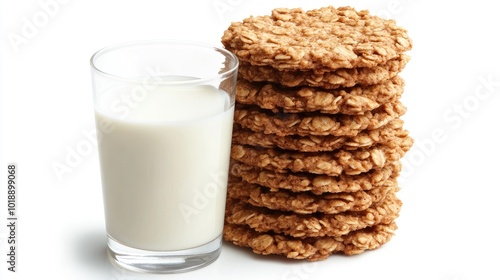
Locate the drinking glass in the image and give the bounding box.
[90,40,238,273]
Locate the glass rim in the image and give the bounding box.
[89,39,239,85]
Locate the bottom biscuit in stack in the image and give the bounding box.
[224,221,398,261]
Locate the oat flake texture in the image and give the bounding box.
[222,5,413,261]
[222,6,412,71]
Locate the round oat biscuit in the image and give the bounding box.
[234,100,407,137]
[238,55,409,89]
[222,6,412,72]
[230,134,412,176]
[225,192,401,238]
[223,221,398,260]
[227,175,399,215]
[236,76,404,115]
[230,161,401,195]
[232,119,407,152]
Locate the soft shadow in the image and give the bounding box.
[73,230,186,280]
[73,230,110,274]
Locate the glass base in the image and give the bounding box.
[107,235,222,274]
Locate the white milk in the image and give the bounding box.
[95,84,233,251]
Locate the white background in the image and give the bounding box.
[1,0,500,279]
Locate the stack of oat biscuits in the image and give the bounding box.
[222,6,413,261]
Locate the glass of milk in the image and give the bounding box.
[90,40,238,273]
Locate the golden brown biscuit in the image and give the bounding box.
[232,119,407,152]
[230,133,412,176]
[230,161,401,194]
[234,100,407,137]
[225,193,401,238]
[223,222,397,261]
[222,6,412,72]
[237,56,409,89]
[236,76,404,115]
[227,175,398,214]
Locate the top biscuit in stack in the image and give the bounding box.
[222,6,413,261]
[222,6,411,88]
